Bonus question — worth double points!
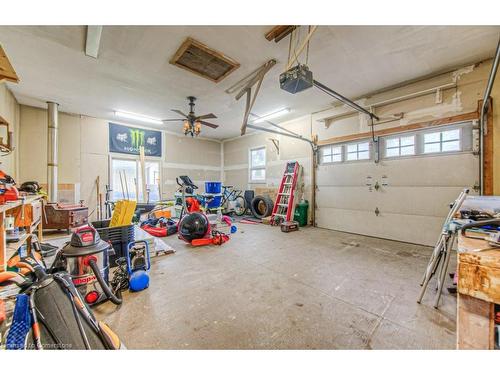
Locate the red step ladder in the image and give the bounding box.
[271,161,300,225]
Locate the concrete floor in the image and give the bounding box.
[94,224,457,349]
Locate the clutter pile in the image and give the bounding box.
[0,167,309,350]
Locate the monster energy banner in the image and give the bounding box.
[109,123,162,156]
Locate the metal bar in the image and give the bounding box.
[249,112,300,137]
[313,80,379,121]
[479,37,500,195]
[47,102,59,203]
[246,124,316,150]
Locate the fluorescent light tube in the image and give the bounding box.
[252,108,290,124]
[115,111,163,125]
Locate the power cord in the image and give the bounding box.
[110,257,129,295]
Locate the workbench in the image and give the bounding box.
[457,235,499,349]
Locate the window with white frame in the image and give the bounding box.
[321,145,343,164]
[111,158,161,202]
[346,141,370,161]
[423,129,461,154]
[249,146,266,183]
[385,135,415,158]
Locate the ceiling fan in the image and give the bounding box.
[163,96,220,136]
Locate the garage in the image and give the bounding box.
[0,2,500,369]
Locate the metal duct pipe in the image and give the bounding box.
[47,102,59,203]
[479,38,500,195]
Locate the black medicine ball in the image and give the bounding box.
[178,212,209,243]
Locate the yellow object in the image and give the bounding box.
[110,200,137,227]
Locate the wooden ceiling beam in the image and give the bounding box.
[265,26,296,42]
[0,45,19,83]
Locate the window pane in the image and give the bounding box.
[347,152,358,161]
[322,147,333,157]
[424,142,441,153]
[112,159,137,201]
[332,153,342,162]
[332,146,342,155]
[358,151,370,160]
[386,138,399,148]
[347,144,357,153]
[251,168,265,181]
[400,145,415,156]
[385,148,400,157]
[442,129,460,141]
[442,140,460,152]
[400,136,414,146]
[358,142,369,151]
[424,132,440,143]
[139,161,160,202]
[251,149,266,167]
[322,155,332,163]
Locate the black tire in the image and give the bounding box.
[250,195,274,219]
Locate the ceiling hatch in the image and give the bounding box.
[170,37,240,83]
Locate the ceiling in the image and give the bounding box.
[1,25,499,139]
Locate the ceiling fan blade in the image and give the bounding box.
[196,113,217,120]
[200,120,219,129]
[162,118,185,122]
[171,109,189,118]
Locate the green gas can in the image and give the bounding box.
[293,200,309,227]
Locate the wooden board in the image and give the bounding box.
[0,45,19,83]
[265,26,296,42]
[457,293,495,349]
[457,235,500,304]
[482,98,494,195]
[458,261,500,304]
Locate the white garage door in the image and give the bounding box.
[315,122,479,246]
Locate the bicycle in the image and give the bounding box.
[216,185,247,216]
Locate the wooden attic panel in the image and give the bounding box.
[0,45,19,83]
[170,38,240,83]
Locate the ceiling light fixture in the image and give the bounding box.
[252,108,290,124]
[114,111,163,125]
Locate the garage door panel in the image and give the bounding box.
[317,162,374,186]
[316,208,444,246]
[316,186,376,211]
[377,186,473,217]
[379,154,478,187]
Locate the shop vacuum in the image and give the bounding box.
[53,225,122,306]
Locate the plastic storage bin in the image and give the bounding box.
[205,182,222,194]
[91,219,134,267]
[206,195,222,208]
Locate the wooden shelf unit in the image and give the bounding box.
[0,195,43,271]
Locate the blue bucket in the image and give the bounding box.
[205,182,222,194]
[207,195,222,208]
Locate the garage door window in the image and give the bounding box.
[385,135,415,157]
[423,129,461,154]
[321,145,342,164]
[249,147,266,183]
[347,142,370,161]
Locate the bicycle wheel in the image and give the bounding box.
[232,195,247,216]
